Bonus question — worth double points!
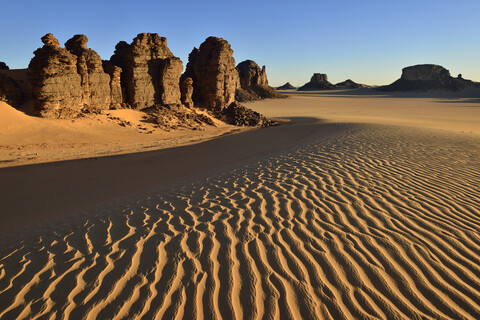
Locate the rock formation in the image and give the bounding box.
[276,82,296,90]
[0,62,9,70]
[110,33,182,109]
[335,79,370,89]
[102,61,124,108]
[183,37,239,110]
[180,77,194,108]
[65,34,115,110]
[27,33,119,118]
[235,60,282,101]
[298,73,335,91]
[380,64,478,92]
[28,33,84,118]
[0,73,23,107]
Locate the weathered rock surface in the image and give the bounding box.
[276,82,296,90]
[380,64,478,91]
[0,62,9,70]
[0,73,23,107]
[298,73,335,91]
[65,34,113,111]
[110,33,182,109]
[183,37,239,110]
[335,79,370,89]
[235,60,283,101]
[180,77,194,108]
[102,61,124,107]
[28,33,84,118]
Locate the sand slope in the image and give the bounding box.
[0,101,242,167]
[1,123,479,319]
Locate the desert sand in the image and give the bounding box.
[1,91,480,319]
[0,101,247,168]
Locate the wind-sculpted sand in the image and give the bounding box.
[1,123,479,319]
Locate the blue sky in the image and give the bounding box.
[1,0,479,86]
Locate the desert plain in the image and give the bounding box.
[0,90,479,319]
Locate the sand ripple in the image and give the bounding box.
[0,124,479,319]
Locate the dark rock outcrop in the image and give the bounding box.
[380,64,478,92]
[215,101,274,127]
[276,82,296,90]
[110,33,182,109]
[0,62,9,70]
[180,77,194,108]
[235,60,282,101]
[298,73,335,91]
[183,37,239,110]
[0,73,23,107]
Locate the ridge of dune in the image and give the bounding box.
[0,123,479,319]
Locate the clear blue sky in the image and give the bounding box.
[1,0,479,86]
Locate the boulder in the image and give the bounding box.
[180,77,194,108]
[276,82,296,90]
[380,64,478,91]
[183,37,239,110]
[235,60,282,101]
[110,33,182,109]
[0,62,9,70]
[28,33,84,118]
[298,73,335,91]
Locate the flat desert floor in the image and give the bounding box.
[1,90,479,319]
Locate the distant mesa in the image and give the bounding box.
[0,61,8,70]
[380,64,478,92]
[335,79,371,89]
[276,82,296,90]
[298,73,335,91]
[235,59,283,102]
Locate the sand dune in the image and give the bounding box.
[0,101,243,167]
[1,121,479,319]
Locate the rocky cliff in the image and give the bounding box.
[380,64,478,91]
[235,60,282,101]
[298,73,335,91]
[183,37,239,110]
[110,33,182,109]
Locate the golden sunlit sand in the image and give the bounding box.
[1,92,480,319]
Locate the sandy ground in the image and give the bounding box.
[0,91,480,319]
[0,101,246,167]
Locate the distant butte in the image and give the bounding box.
[298,73,335,91]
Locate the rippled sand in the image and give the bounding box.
[1,122,479,319]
